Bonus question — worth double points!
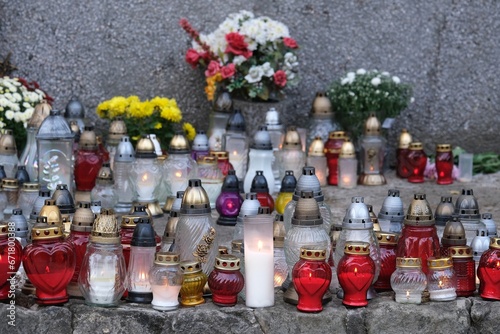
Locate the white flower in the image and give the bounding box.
[346,72,355,79]
[245,66,264,83]
[232,55,247,66]
[12,93,22,102]
[410,97,415,103]
[381,71,390,76]
[5,110,14,120]
[348,91,355,96]
[371,77,381,86]
[356,68,366,75]
[341,78,350,85]
[392,76,401,84]
[261,62,275,77]
[284,52,298,69]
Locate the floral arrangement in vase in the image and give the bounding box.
[96,96,196,150]
[0,76,51,149]
[328,69,413,140]
[180,10,300,102]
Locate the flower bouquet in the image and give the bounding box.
[328,69,413,140]
[180,10,300,102]
[96,96,195,150]
[0,76,51,149]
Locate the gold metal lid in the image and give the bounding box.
[197,156,217,165]
[21,182,40,192]
[0,223,8,236]
[154,252,180,266]
[409,142,423,151]
[344,241,370,255]
[311,91,333,116]
[39,199,63,226]
[168,131,190,154]
[449,246,473,258]
[96,163,113,184]
[72,202,95,228]
[299,247,327,261]
[215,254,240,270]
[398,129,412,149]
[180,179,211,214]
[0,129,17,154]
[1,178,18,189]
[282,126,302,150]
[396,257,422,268]
[28,100,52,128]
[218,246,229,255]
[328,131,347,140]
[436,144,451,152]
[136,135,157,158]
[70,121,80,136]
[376,232,398,245]
[273,214,285,248]
[79,126,97,150]
[209,150,229,160]
[231,239,243,253]
[90,209,120,244]
[339,139,356,158]
[121,215,141,229]
[427,257,453,269]
[404,193,434,226]
[489,237,500,250]
[364,113,381,135]
[32,217,64,240]
[180,260,202,274]
[107,117,127,144]
[308,136,325,156]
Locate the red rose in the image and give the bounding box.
[225,32,253,58]
[273,70,287,88]
[185,49,201,68]
[205,60,221,77]
[220,64,236,79]
[283,37,299,49]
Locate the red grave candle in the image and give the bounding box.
[209,151,234,176]
[0,224,23,300]
[373,232,398,292]
[478,237,500,300]
[435,144,454,185]
[396,128,413,178]
[22,218,76,305]
[407,142,427,183]
[337,242,375,307]
[74,127,103,191]
[449,246,476,297]
[324,131,347,186]
[208,254,245,306]
[292,248,332,313]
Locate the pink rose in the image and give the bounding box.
[283,37,299,49]
[220,64,236,79]
[205,60,221,77]
[185,49,201,68]
[273,70,287,88]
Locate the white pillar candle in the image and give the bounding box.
[429,288,456,301]
[137,172,156,201]
[244,212,274,308]
[395,290,422,304]
[151,284,181,311]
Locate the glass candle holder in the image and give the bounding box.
[276,126,307,183]
[434,196,455,227]
[478,237,500,300]
[449,246,475,297]
[250,171,275,212]
[244,209,274,308]
[390,257,427,304]
[373,232,398,292]
[307,136,327,187]
[22,218,76,305]
[113,136,135,213]
[208,254,245,306]
[215,170,243,226]
[338,139,358,189]
[2,178,19,218]
[15,165,30,186]
[209,151,235,177]
[480,213,497,237]
[74,126,104,192]
[17,182,40,220]
[149,252,183,311]
[0,129,19,178]
[197,156,224,209]
[179,261,207,307]
[191,130,210,161]
[458,153,473,182]
[273,214,288,288]
[407,142,427,183]
[427,257,457,301]
[337,242,375,307]
[275,171,297,215]
[0,224,22,300]
[396,128,412,178]
[471,227,490,285]
[265,107,285,190]
[105,117,127,171]
[435,144,454,185]
[306,92,341,149]
[358,114,386,186]
[243,126,275,194]
[292,247,331,313]
[232,192,260,242]
[324,131,346,186]
[130,137,161,203]
[91,162,119,209]
[222,110,249,182]
[160,191,183,253]
[440,217,466,257]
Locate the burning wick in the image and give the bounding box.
[257,241,263,252]
[438,280,444,289]
[406,290,410,300]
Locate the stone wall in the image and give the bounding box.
[1,0,499,154]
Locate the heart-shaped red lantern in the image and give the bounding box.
[478,238,500,300]
[22,218,75,305]
[0,224,23,300]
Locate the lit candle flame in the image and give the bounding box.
[309,272,312,280]
[175,171,182,178]
[45,265,50,273]
[438,280,443,289]
[258,241,263,252]
[140,272,146,280]
[496,261,500,268]
[354,267,358,276]
[232,150,238,156]
[406,290,410,299]
[141,173,149,182]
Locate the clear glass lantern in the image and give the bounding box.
[215,170,243,226]
[160,191,184,253]
[74,126,104,194]
[243,126,275,194]
[36,110,75,193]
[0,129,19,178]
[307,137,327,187]
[284,191,331,305]
[64,96,85,131]
[390,257,427,304]
[275,126,306,183]
[17,182,40,220]
[427,257,457,301]
[149,252,183,311]
[338,139,358,189]
[20,100,52,181]
[162,132,197,210]
[222,109,249,184]
[273,214,288,288]
[377,189,405,234]
[306,92,341,149]
[105,117,127,171]
[191,130,210,161]
[197,156,223,208]
[2,178,19,218]
[113,136,135,213]
[265,107,285,190]
[91,162,118,209]
[454,189,485,245]
[78,209,126,307]
[208,90,233,151]
[358,113,386,186]
[275,171,297,215]
[129,135,163,218]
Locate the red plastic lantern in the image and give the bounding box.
[292,248,331,313]
[407,142,427,183]
[337,242,375,307]
[324,131,346,186]
[250,171,275,212]
[449,246,476,297]
[373,232,398,292]
[22,217,76,305]
[0,223,22,300]
[396,129,412,178]
[208,254,244,306]
[435,144,453,185]
[74,126,104,191]
[209,151,234,176]
[478,237,500,300]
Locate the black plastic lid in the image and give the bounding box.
[0,165,5,180]
[15,166,30,185]
[226,109,246,132]
[130,204,150,216]
[38,187,51,197]
[221,170,240,192]
[258,207,271,215]
[250,171,269,193]
[131,217,156,247]
[280,170,297,192]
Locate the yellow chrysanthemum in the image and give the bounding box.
[214,72,223,82]
[127,100,149,118]
[183,122,196,141]
[127,95,140,104]
[159,99,182,122]
[107,96,128,118]
[141,100,155,118]
[154,122,162,129]
[205,84,216,101]
[96,100,111,118]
